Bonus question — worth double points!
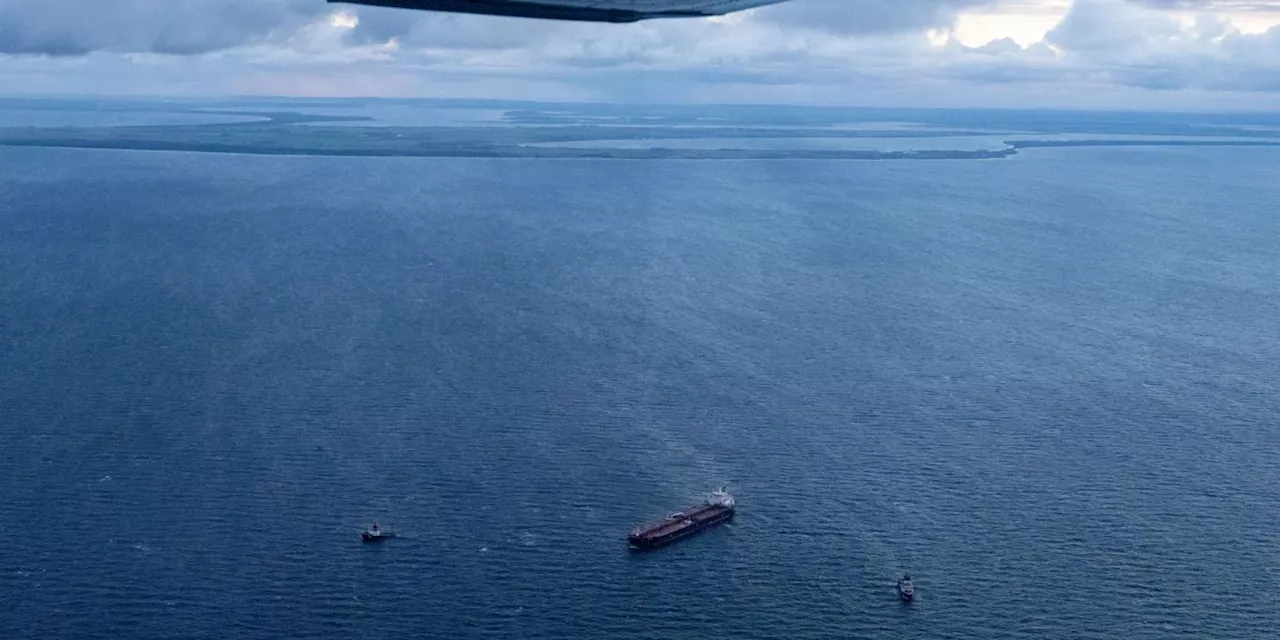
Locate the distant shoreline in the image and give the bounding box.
[0,138,1020,160]
[6,136,1280,161]
[3,107,1280,161]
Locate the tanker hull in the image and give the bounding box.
[628,495,735,550]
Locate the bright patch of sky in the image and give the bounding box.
[952,1,1075,46]
[952,0,1280,46]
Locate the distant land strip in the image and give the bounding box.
[6,136,1280,160]
[0,137,1022,160]
[3,110,1280,160]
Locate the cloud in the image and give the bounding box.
[1045,0,1184,51]
[752,0,995,35]
[0,0,326,55]
[965,36,1026,53]
[0,0,1008,57]
[2,0,1280,108]
[1032,0,1280,91]
[345,8,574,50]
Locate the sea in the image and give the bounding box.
[2,102,1279,639]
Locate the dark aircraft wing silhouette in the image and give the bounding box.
[330,0,788,22]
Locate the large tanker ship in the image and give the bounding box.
[628,488,735,550]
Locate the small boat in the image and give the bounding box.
[362,523,395,543]
[897,574,916,602]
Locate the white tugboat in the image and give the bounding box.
[897,574,916,602]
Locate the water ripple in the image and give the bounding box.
[2,147,1279,638]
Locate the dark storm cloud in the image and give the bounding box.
[0,0,326,55]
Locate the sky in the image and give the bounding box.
[2,0,1280,109]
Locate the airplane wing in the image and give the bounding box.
[329,0,789,23]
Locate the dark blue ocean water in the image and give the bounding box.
[2,145,1279,639]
